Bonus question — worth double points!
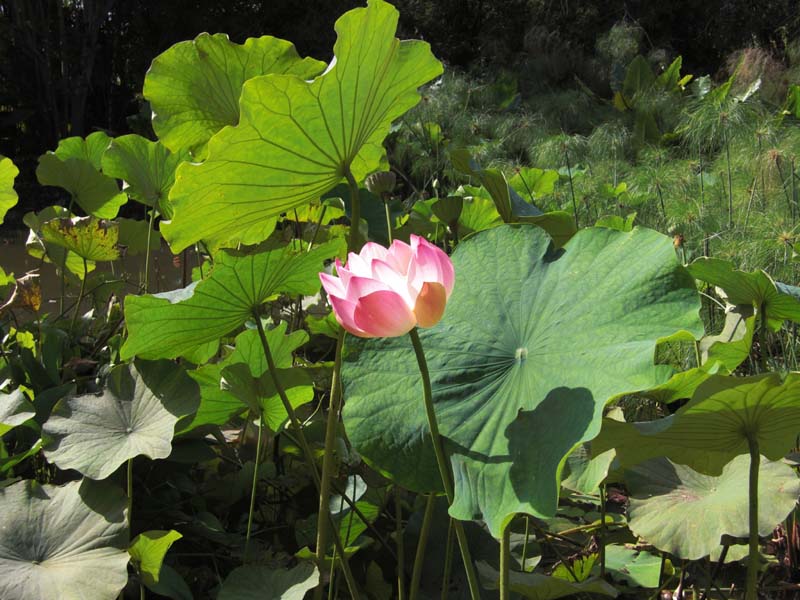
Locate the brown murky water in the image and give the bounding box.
[1,231,188,314]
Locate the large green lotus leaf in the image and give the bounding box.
[688,258,800,330]
[342,224,702,534]
[595,373,800,475]
[221,363,314,431]
[0,155,19,225]
[129,530,182,586]
[43,360,200,479]
[0,389,35,435]
[217,563,318,600]
[163,0,443,252]
[121,239,339,360]
[101,134,188,216]
[477,563,618,599]
[41,216,119,262]
[144,33,325,156]
[35,132,127,218]
[0,478,129,600]
[181,322,308,432]
[625,456,800,560]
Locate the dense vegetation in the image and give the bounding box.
[4,1,800,599]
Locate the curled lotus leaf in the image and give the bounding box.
[163,0,443,252]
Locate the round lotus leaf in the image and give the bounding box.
[342,224,702,535]
[626,455,800,560]
[43,360,199,479]
[0,478,129,600]
[41,216,119,262]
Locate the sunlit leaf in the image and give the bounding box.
[163,0,443,252]
[595,373,800,474]
[0,156,19,225]
[101,134,189,217]
[181,322,308,432]
[35,132,126,218]
[689,257,800,331]
[129,530,182,586]
[144,33,325,156]
[121,240,340,360]
[41,216,119,262]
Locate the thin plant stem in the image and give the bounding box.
[725,137,734,229]
[522,516,530,571]
[395,490,406,600]
[143,208,156,293]
[599,483,607,578]
[409,493,435,600]
[253,312,360,599]
[308,205,328,252]
[441,519,455,600]
[70,258,88,332]
[746,437,761,600]
[346,172,362,251]
[314,329,346,600]
[408,327,481,600]
[565,147,578,229]
[244,415,264,563]
[500,523,511,600]
[126,458,133,527]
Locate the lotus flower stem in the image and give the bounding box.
[253,312,361,599]
[244,414,264,563]
[746,436,761,600]
[500,524,510,600]
[395,489,407,600]
[409,493,435,600]
[314,328,345,599]
[315,171,363,600]
[409,327,482,600]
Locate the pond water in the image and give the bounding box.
[1,231,189,314]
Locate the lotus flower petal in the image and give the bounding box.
[354,290,417,337]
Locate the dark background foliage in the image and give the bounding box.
[1,0,798,217]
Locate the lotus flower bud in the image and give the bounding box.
[319,235,454,338]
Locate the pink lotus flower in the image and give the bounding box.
[319,235,455,338]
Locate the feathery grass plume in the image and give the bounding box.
[679,73,764,227]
